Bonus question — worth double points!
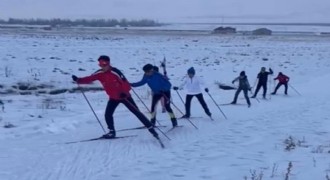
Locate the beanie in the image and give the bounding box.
[187,67,195,75]
[153,66,159,72]
[98,55,110,66]
[98,55,110,62]
[143,64,154,72]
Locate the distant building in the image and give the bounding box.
[252,28,272,35]
[212,27,236,34]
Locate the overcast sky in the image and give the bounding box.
[1,0,329,23]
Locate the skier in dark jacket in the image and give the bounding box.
[72,56,159,139]
[271,72,290,95]
[131,64,178,127]
[251,67,273,98]
[231,71,251,107]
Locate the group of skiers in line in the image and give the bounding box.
[231,67,290,107]
[71,55,290,140]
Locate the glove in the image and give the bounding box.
[72,75,78,82]
[232,80,235,84]
[173,86,179,90]
[119,93,127,99]
[161,62,165,68]
[205,88,209,93]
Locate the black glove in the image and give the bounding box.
[119,93,127,99]
[205,88,209,92]
[173,86,179,90]
[161,62,165,68]
[72,75,78,82]
[232,80,235,84]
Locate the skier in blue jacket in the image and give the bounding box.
[131,64,178,127]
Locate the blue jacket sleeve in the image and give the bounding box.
[130,75,147,87]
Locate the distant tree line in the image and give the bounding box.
[0,18,163,27]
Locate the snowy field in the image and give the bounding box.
[1,28,330,180]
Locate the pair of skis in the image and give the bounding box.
[65,135,137,144]
[66,134,165,148]
[65,125,168,148]
[118,124,183,134]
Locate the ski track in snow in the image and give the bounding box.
[5,88,329,180]
[1,32,330,180]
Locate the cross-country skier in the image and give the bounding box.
[71,55,159,139]
[130,64,178,127]
[231,71,251,107]
[271,72,290,95]
[251,67,273,98]
[173,67,212,118]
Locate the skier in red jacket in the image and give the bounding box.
[271,72,290,95]
[72,55,159,139]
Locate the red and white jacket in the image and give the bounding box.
[77,69,131,100]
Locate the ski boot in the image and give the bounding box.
[102,130,116,139]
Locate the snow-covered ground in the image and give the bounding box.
[1,29,330,180]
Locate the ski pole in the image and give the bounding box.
[122,97,170,140]
[249,90,260,103]
[161,92,198,129]
[132,88,151,112]
[205,91,228,120]
[255,97,260,103]
[288,83,302,96]
[131,88,162,126]
[78,86,106,133]
[174,89,185,106]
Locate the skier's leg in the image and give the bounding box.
[160,97,166,112]
[103,99,120,137]
[123,97,158,137]
[162,91,177,127]
[150,94,162,125]
[196,93,211,116]
[252,84,261,97]
[243,89,251,106]
[272,83,281,94]
[284,83,288,94]
[232,88,241,103]
[262,83,267,98]
[184,94,193,118]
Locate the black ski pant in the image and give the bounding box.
[253,83,267,97]
[151,91,175,119]
[105,96,153,131]
[185,93,211,117]
[273,82,288,94]
[233,88,251,105]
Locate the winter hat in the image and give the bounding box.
[98,55,110,66]
[261,67,266,71]
[143,64,154,72]
[187,67,195,75]
[240,71,245,76]
[153,66,159,72]
[278,72,283,76]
